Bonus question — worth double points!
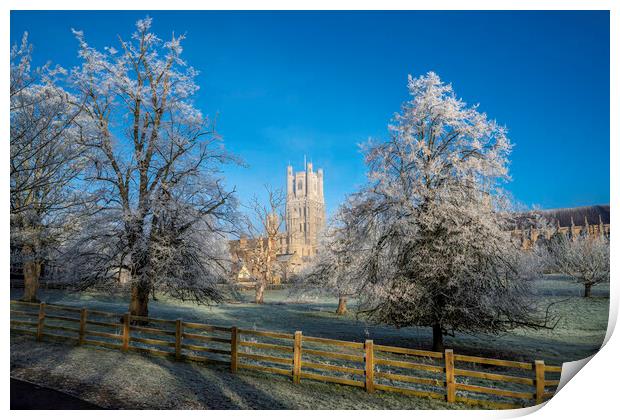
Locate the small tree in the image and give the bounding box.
[333,72,552,351]
[549,234,610,298]
[242,187,285,304]
[294,212,363,315]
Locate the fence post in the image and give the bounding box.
[79,308,87,345]
[175,319,183,361]
[230,326,239,373]
[36,303,46,341]
[535,360,545,405]
[293,331,302,384]
[445,349,455,403]
[365,339,375,393]
[122,312,130,351]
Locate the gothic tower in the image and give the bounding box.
[285,160,325,259]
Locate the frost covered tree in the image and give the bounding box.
[242,187,285,304]
[549,234,609,298]
[67,17,237,317]
[294,210,364,315]
[10,33,86,302]
[336,72,550,351]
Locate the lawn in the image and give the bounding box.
[10,274,609,365]
[10,275,608,409]
[10,335,464,409]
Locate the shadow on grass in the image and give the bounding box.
[146,356,292,409]
[10,334,135,408]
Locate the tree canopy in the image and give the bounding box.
[305,72,551,350]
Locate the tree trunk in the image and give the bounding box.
[21,259,42,303]
[129,283,150,320]
[584,283,592,298]
[336,297,347,315]
[432,323,444,352]
[255,281,265,304]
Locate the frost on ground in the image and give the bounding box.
[11,275,609,365]
[9,275,608,409]
[10,335,459,409]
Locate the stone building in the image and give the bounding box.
[511,205,610,249]
[284,161,326,259]
[230,160,326,285]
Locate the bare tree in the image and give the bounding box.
[549,234,609,298]
[10,33,85,302]
[328,72,553,351]
[242,187,285,304]
[67,17,238,317]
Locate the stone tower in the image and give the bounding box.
[285,161,325,259]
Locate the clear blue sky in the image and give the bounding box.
[11,10,610,216]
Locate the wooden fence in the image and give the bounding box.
[10,300,561,410]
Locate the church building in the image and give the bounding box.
[280,161,326,258]
[230,160,326,285]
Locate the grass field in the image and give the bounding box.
[10,335,464,409]
[10,274,609,365]
[10,275,608,409]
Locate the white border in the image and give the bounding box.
[3,2,616,419]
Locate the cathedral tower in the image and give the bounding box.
[285,161,326,259]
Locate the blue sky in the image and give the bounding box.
[11,10,610,217]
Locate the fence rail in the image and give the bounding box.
[10,300,561,410]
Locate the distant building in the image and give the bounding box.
[511,205,610,249]
[284,161,326,259]
[230,160,326,284]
